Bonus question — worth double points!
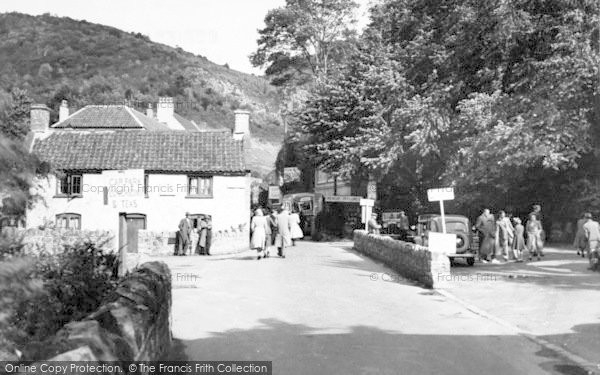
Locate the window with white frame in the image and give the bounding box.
[187,176,213,197]
[55,213,81,229]
[57,173,82,196]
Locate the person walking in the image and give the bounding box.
[196,215,209,255]
[573,212,588,257]
[290,208,304,246]
[583,213,600,265]
[205,216,212,255]
[275,206,292,258]
[512,217,526,262]
[268,208,278,247]
[177,212,193,256]
[529,204,545,254]
[398,211,410,241]
[368,212,382,234]
[526,214,543,261]
[476,208,496,263]
[251,208,270,260]
[496,211,515,261]
[263,208,273,257]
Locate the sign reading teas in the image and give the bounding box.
[427,187,455,201]
[103,169,144,209]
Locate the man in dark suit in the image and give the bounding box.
[177,212,193,256]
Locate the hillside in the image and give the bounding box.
[0,12,284,176]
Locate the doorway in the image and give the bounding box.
[118,213,147,253]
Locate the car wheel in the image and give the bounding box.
[467,257,475,266]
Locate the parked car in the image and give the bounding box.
[413,214,479,266]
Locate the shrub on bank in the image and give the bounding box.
[0,234,119,360]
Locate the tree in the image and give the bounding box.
[0,89,33,141]
[250,0,359,86]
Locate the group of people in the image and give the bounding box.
[175,212,212,256]
[250,205,304,260]
[475,205,544,263]
[573,212,600,261]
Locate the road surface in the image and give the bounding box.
[162,241,595,375]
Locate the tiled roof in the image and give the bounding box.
[174,113,202,131]
[52,105,170,130]
[33,130,246,173]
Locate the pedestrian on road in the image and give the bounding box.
[573,212,588,257]
[526,214,543,261]
[529,204,545,251]
[398,211,410,241]
[263,208,273,255]
[196,215,209,255]
[205,216,212,255]
[496,211,515,261]
[368,212,382,235]
[268,208,278,246]
[251,208,270,260]
[476,208,496,263]
[583,213,600,263]
[290,207,304,246]
[512,217,526,261]
[177,212,193,256]
[275,206,292,258]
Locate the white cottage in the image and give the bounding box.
[26,101,252,255]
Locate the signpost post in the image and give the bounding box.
[427,187,455,233]
[360,198,375,230]
[427,187,456,254]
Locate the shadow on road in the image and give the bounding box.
[167,318,589,375]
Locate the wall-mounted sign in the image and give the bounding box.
[268,185,281,201]
[103,169,144,210]
[325,195,361,203]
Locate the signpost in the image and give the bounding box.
[360,198,375,230]
[427,187,455,254]
[427,187,455,233]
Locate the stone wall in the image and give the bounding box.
[10,228,115,255]
[38,261,171,361]
[138,227,250,256]
[353,230,450,288]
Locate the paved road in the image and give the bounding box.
[163,241,593,375]
[443,246,600,372]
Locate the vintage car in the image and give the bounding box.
[413,214,479,266]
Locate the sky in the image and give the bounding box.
[0,0,373,75]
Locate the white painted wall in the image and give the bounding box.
[27,172,251,235]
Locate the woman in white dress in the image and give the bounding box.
[289,208,304,246]
[251,208,270,259]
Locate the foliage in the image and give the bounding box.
[0,88,32,140]
[294,0,599,220]
[0,136,49,217]
[0,238,119,360]
[0,12,283,147]
[250,0,359,86]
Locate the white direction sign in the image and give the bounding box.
[427,187,455,234]
[427,187,455,202]
[268,185,281,201]
[325,195,362,203]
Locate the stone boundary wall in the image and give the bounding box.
[138,228,250,256]
[37,261,171,362]
[9,228,116,255]
[353,230,450,288]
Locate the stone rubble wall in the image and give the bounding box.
[138,228,250,256]
[353,230,450,288]
[38,261,171,362]
[8,228,116,255]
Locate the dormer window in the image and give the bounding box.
[56,173,82,197]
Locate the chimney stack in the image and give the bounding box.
[146,103,154,118]
[30,104,50,133]
[157,97,174,123]
[59,100,69,122]
[233,109,250,141]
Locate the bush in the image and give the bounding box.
[0,239,119,359]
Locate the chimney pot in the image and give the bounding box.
[59,100,69,122]
[146,103,154,118]
[30,104,50,133]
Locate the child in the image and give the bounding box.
[512,217,526,262]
